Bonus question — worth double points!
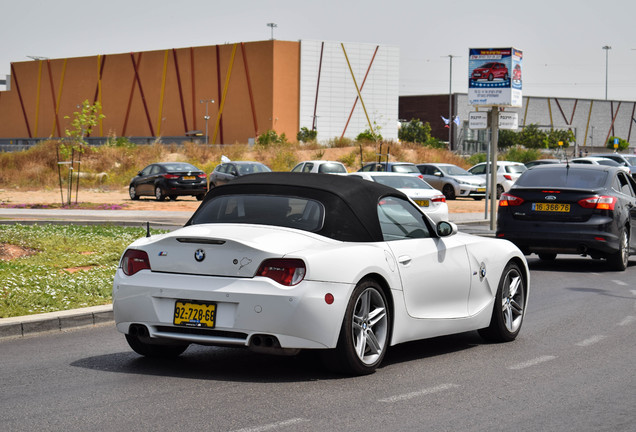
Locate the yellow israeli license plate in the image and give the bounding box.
[415,199,430,207]
[477,188,486,192]
[174,300,216,327]
[532,202,571,212]
[182,176,196,180]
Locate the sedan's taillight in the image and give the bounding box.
[257,259,306,286]
[121,249,151,276]
[432,194,446,203]
[197,173,207,179]
[162,174,180,179]
[499,193,524,206]
[578,195,617,210]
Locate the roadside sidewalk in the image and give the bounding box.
[0,304,113,340]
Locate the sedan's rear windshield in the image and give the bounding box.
[190,194,325,232]
[318,163,347,174]
[515,168,608,189]
[391,164,420,174]
[371,175,432,190]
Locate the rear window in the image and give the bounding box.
[390,164,419,174]
[318,163,347,174]
[371,175,432,190]
[189,194,324,232]
[515,168,608,189]
[506,165,527,174]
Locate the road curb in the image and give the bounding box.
[0,304,113,340]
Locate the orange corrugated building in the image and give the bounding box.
[0,40,300,144]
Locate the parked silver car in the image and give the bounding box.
[416,163,486,200]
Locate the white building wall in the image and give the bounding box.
[299,40,399,142]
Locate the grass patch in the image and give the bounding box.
[0,223,165,318]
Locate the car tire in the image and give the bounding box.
[504,73,509,80]
[169,195,178,201]
[496,184,504,199]
[538,253,557,261]
[321,278,390,375]
[442,184,456,200]
[195,194,205,201]
[479,261,526,342]
[487,74,494,81]
[607,228,629,271]
[129,185,139,200]
[154,186,166,201]
[125,333,189,358]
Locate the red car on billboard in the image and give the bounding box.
[471,62,509,81]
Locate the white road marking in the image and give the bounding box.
[612,280,628,286]
[231,418,309,432]
[508,355,556,370]
[618,316,635,326]
[576,335,606,347]
[379,383,459,403]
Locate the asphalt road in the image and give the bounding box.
[1,256,634,432]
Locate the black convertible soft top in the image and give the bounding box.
[187,172,409,242]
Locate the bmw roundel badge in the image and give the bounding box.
[194,249,205,262]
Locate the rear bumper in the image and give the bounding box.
[496,216,621,256]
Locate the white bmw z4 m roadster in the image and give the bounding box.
[113,172,529,375]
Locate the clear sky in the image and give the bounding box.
[2,0,635,101]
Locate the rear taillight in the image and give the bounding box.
[499,192,524,206]
[121,249,151,276]
[163,174,179,179]
[197,173,207,179]
[257,259,306,286]
[432,194,446,203]
[578,195,616,210]
[503,174,513,181]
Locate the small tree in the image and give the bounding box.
[497,129,518,149]
[257,129,288,146]
[517,124,547,149]
[296,127,317,143]
[606,136,629,151]
[58,100,105,205]
[398,119,432,144]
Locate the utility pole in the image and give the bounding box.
[267,23,277,40]
[602,45,611,100]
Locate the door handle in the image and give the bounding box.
[398,255,412,266]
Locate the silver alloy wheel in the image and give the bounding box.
[351,287,388,365]
[129,185,137,200]
[501,267,525,333]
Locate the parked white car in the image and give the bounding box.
[468,161,527,198]
[349,172,449,222]
[291,160,347,174]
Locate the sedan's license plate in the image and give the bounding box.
[477,188,486,192]
[182,176,196,180]
[415,199,430,207]
[174,300,216,327]
[532,202,571,212]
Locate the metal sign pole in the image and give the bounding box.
[489,108,499,231]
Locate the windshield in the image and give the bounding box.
[371,175,432,190]
[190,194,325,232]
[440,165,471,176]
[622,155,636,165]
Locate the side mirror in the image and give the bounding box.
[137,171,143,176]
[434,172,442,177]
[436,221,458,237]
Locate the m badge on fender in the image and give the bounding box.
[194,249,206,262]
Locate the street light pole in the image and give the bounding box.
[200,99,214,145]
[602,45,611,100]
[445,55,459,150]
[266,23,277,40]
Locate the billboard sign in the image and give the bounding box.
[468,48,522,107]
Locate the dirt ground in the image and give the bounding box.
[0,187,488,213]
